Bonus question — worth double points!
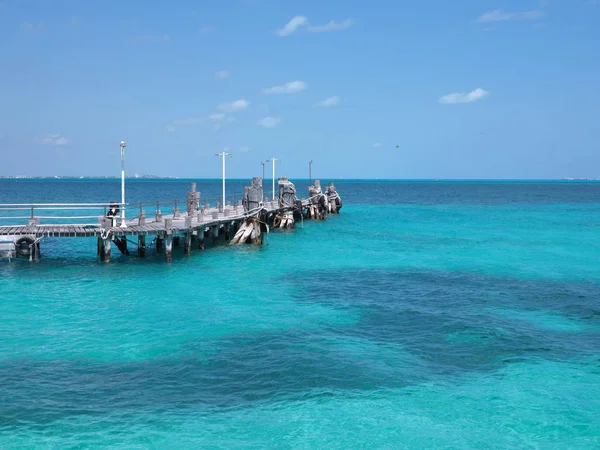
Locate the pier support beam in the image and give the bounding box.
[30,240,40,261]
[165,234,173,263]
[212,225,219,246]
[156,236,163,253]
[184,231,192,256]
[138,235,146,257]
[98,237,111,263]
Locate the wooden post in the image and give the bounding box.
[212,225,219,246]
[99,236,111,263]
[184,231,192,255]
[165,234,173,263]
[30,240,40,261]
[138,235,146,257]
[184,216,192,255]
[156,236,164,253]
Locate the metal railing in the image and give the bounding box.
[0,202,126,226]
[0,193,246,227]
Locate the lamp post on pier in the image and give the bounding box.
[309,160,313,184]
[216,151,232,205]
[119,140,127,228]
[266,158,280,200]
[261,161,265,182]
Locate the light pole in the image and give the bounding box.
[120,140,127,228]
[216,151,232,205]
[266,158,280,200]
[309,160,313,184]
[261,161,265,181]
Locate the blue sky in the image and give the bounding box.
[0,0,599,179]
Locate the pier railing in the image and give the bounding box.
[0,193,245,228]
[0,203,127,227]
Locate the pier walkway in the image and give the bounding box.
[0,178,342,262]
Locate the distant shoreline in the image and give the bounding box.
[0,177,598,182]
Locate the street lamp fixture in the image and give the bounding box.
[119,140,127,228]
[266,158,280,200]
[216,151,232,206]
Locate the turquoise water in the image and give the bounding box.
[1,180,599,448]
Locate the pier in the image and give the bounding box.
[0,178,342,262]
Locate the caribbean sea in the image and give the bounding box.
[0,180,599,448]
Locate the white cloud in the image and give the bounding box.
[477,9,543,22]
[373,143,382,148]
[166,125,176,132]
[439,88,489,104]
[215,70,230,79]
[308,18,355,33]
[258,117,280,128]
[276,16,355,36]
[200,25,216,34]
[262,81,308,94]
[172,117,205,126]
[21,21,43,32]
[277,16,309,37]
[209,113,226,120]
[41,133,69,145]
[239,146,251,152]
[218,99,249,112]
[314,96,341,108]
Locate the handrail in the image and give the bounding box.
[0,203,125,207]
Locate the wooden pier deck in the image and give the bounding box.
[0,178,342,262]
[0,200,284,238]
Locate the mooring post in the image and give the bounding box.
[173,200,181,219]
[165,234,173,263]
[184,231,192,255]
[187,182,200,215]
[30,239,40,261]
[165,218,173,262]
[155,201,162,222]
[212,225,219,246]
[184,216,192,255]
[138,235,146,257]
[139,203,146,225]
[99,236,111,263]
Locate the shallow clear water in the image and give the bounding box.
[1,180,599,448]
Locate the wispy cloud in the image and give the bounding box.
[199,25,216,34]
[128,34,170,44]
[277,16,309,37]
[21,21,43,32]
[215,70,230,79]
[314,96,341,107]
[218,99,249,112]
[373,143,383,148]
[477,9,543,23]
[239,146,251,153]
[439,88,489,104]
[257,117,280,128]
[308,19,355,33]
[262,81,308,94]
[41,133,69,146]
[276,15,355,37]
